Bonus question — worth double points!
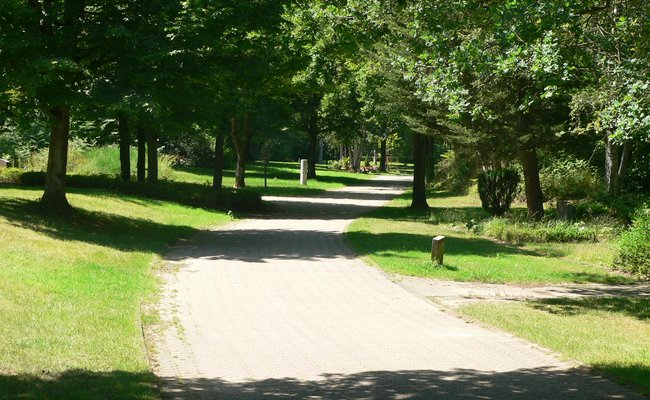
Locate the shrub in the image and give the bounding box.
[0,168,23,184]
[475,218,598,243]
[540,157,601,201]
[614,207,650,278]
[435,150,475,194]
[477,168,520,216]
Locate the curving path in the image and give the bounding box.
[152,175,643,399]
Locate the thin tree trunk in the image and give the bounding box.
[410,133,429,209]
[379,138,387,172]
[118,113,131,182]
[520,143,544,220]
[605,135,621,194]
[41,105,71,210]
[146,127,158,183]
[231,114,251,189]
[307,127,318,179]
[137,124,146,182]
[213,134,225,189]
[616,141,631,190]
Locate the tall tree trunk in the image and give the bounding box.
[137,124,146,182]
[118,113,131,182]
[410,133,429,209]
[41,105,71,210]
[519,143,544,220]
[231,114,251,189]
[213,134,225,189]
[379,138,387,172]
[616,142,631,190]
[605,135,621,194]
[146,127,158,183]
[307,127,318,179]
[424,135,435,186]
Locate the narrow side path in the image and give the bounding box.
[152,175,643,399]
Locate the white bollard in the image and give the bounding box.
[300,159,308,185]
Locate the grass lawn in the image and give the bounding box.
[346,190,635,284]
[0,187,230,399]
[171,161,375,197]
[459,298,650,395]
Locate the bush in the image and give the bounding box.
[0,168,24,184]
[475,218,598,243]
[614,207,650,278]
[540,157,601,201]
[477,168,520,216]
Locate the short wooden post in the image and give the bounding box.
[300,159,308,185]
[431,235,446,265]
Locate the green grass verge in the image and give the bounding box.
[172,161,375,197]
[346,190,635,284]
[459,298,650,395]
[0,187,230,399]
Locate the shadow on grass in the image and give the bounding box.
[531,297,650,321]
[1,366,643,400]
[0,198,199,253]
[347,230,540,258]
[0,370,158,400]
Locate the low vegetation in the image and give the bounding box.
[459,298,650,395]
[0,187,231,399]
[347,189,637,284]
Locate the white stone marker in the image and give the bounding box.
[431,235,446,265]
[300,159,308,185]
[0,159,9,168]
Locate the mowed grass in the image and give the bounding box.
[346,190,634,284]
[172,161,375,197]
[459,298,650,394]
[0,187,230,399]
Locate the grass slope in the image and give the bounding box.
[0,187,230,399]
[460,298,650,394]
[347,190,634,284]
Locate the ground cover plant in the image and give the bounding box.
[346,189,636,284]
[459,298,650,395]
[0,187,230,399]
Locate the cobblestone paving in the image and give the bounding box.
[153,175,644,399]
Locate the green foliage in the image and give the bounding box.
[615,207,650,278]
[477,169,520,216]
[0,167,23,184]
[328,157,350,171]
[474,218,601,244]
[436,150,475,194]
[540,157,601,201]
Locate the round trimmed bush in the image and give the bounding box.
[477,168,520,216]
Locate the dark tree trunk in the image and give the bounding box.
[231,114,251,189]
[379,138,387,172]
[520,143,544,220]
[137,124,146,182]
[307,127,318,179]
[146,127,158,183]
[118,113,131,182]
[213,134,225,189]
[40,105,71,210]
[410,133,429,209]
[424,135,435,186]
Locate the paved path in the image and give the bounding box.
[153,175,643,399]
